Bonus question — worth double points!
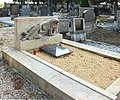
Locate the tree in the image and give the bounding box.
[52,0,57,11]
[80,0,90,7]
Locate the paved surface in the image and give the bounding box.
[84,40,120,53]
[0,60,50,99]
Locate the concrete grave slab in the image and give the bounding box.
[2,48,117,100]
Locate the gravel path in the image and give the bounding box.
[84,40,120,53]
[0,27,14,59]
[0,27,51,99]
[0,60,50,99]
[87,28,120,46]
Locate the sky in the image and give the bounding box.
[0,0,13,4]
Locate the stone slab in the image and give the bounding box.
[106,77,120,95]
[2,48,117,100]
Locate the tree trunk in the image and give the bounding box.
[53,1,57,12]
[37,1,39,5]
[67,1,69,12]
[114,0,118,20]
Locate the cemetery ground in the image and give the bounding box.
[0,27,51,99]
[0,15,120,99]
[87,15,120,46]
[87,28,120,46]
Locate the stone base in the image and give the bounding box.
[71,33,86,42]
[15,34,62,50]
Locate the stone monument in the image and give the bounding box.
[70,18,86,42]
[117,10,120,30]
[14,17,62,50]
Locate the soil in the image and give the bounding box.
[87,15,120,46]
[87,28,120,46]
[28,43,120,89]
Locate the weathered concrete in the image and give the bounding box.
[86,22,94,32]
[79,7,95,32]
[14,17,62,50]
[2,48,117,100]
[106,77,120,98]
[62,39,120,60]
[106,73,120,100]
[79,7,95,22]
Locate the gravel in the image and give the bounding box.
[0,60,50,99]
[32,43,120,89]
[84,40,120,53]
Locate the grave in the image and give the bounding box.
[58,18,69,33]
[70,18,86,42]
[116,10,120,30]
[20,5,31,16]
[58,18,86,42]
[79,7,95,32]
[41,6,52,16]
[11,4,20,16]
[2,16,120,100]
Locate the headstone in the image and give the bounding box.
[69,7,79,17]
[14,17,62,50]
[11,5,20,15]
[80,7,95,32]
[40,6,52,16]
[21,5,30,16]
[117,10,120,30]
[79,7,95,22]
[70,18,86,42]
[58,19,69,33]
[1,8,8,17]
[71,18,85,33]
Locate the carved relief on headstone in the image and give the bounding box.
[20,18,59,41]
[14,17,62,50]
